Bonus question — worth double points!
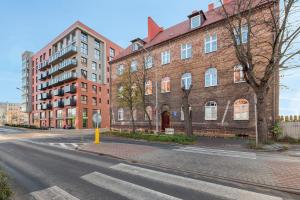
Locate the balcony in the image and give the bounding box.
[39,82,49,90]
[38,71,49,80]
[64,98,76,107]
[48,45,77,65]
[37,104,42,110]
[48,72,77,87]
[47,102,52,109]
[49,59,77,76]
[53,100,64,108]
[41,104,48,110]
[38,60,50,70]
[64,84,76,94]
[53,88,64,96]
[38,92,52,100]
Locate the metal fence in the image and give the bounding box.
[280,122,300,139]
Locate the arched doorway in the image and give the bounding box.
[161,111,170,131]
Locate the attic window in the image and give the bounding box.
[132,43,140,51]
[191,15,201,29]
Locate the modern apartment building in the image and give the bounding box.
[24,21,122,129]
[110,0,279,135]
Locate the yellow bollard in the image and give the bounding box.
[95,128,100,144]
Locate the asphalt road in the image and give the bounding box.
[0,126,28,134]
[0,139,294,200]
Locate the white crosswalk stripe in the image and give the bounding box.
[81,172,182,200]
[48,143,82,150]
[111,163,283,200]
[30,186,80,200]
[174,146,257,159]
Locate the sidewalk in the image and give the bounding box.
[79,142,300,194]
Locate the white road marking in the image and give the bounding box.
[81,172,182,200]
[174,146,257,159]
[30,186,79,200]
[111,163,283,200]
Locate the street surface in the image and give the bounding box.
[0,126,299,200]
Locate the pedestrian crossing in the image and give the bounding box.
[174,146,257,159]
[29,163,282,200]
[48,142,84,150]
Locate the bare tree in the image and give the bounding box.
[117,63,141,133]
[182,85,193,136]
[219,0,300,143]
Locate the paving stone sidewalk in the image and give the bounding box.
[80,142,300,193]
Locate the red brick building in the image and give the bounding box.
[110,0,279,135]
[23,21,122,129]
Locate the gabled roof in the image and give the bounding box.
[111,0,272,63]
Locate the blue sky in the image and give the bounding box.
[0,0,299,115]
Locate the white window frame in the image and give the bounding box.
[145,80,152,95]
[204,33,217,53]
[145,56,153,69]
[130,60,138,72]
[181,73,192,90]
[161,77,171,93]
[234,24,249,45]
[181,43,192,60]
[132,43,139,51]
[205,68,218,87]
[234,65,246,83]
[191,15,201,29]
[205,101,217,120]
[118,108,124,121]
[234,99,249,120]
[91,73,97,82]
[117,64,124,76]
[161,50,170,65]
[92,62,97,70]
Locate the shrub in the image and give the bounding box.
[271,122,282,141]
[0,170,12,200]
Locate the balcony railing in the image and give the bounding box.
[53,88,64,96]
[64,84,76,94]
[53,100,64,108]
[38,82,49,90]
[64,98,76,106]
[38,71,49,80]
[49,72,77,87]
[38,60,50,70]
[48,45,77,65]
[49,59,77,76]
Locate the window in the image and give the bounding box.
[81,32,88,43]
[145,106,152,120]
[130,60,137,72]
[82,108,88,128]
[92,85,97,93]
[205,101,217,120]
[205,68,218,87]
[81,42,88,55]
[81,95,87,104]
[181,73,192,90]
[234,99,249,120]
[81,69,87,79]
[181,105,192,121]
[92,73,97,82]
[161,77,171,93]
[67,108,76,118]
[56,110,63,118]
[181,43,192,59]
[117,64,124,75]
[145,80,152,95]
[234,65,245,83]
[118,86,124,98]
[118,108,124,120]
[81,57,87,67]
[234,25,248,45]
[161,50,170,65]
[110,48,115,58]
[145,56,153,69]
[92,97,97,106]
[95,39,100,49]
[92,62,97,70]
[132,43,139,51]
[204,33,217,53]
[191,15,201,29]
[94,49,101,60]
[81,82,87,91]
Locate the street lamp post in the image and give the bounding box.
[136,43,159,133]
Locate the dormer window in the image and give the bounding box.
[132,43,139,51]
[131,38,145,52]
[191,15,201,29]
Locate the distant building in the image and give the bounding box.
[0,102,27,125]
[23,21,122,129]
[0,102,7,125]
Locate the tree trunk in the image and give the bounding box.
[182,89,193,136]
[130,109,136,134]
[256,92,268,144]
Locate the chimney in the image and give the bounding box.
[208,3,214,11]
[223,0,232,4]
[148,17,163,41]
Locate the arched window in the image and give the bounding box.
[145,106,152,120]
[161,77,171,93]
[145,80,152,95]
[234,65,245,83]
[181,105,192,121]
[205,68,217,87]
[181,73,192,90]
[205,101,217,120]
[234,99,249,120]
[118,108,124,121]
